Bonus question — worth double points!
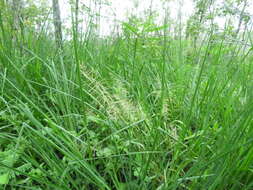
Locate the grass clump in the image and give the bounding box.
[1,1,253,189]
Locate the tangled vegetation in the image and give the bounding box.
[0,0,253,189]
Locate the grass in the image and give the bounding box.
[1,3,253,190]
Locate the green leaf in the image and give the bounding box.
[122,23,139,35]
[0,173,9,185]
[144,24,169,33]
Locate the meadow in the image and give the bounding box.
[0,0,253,189]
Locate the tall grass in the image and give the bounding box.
[0,1,253,189]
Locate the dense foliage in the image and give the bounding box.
[0,0,253,189]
